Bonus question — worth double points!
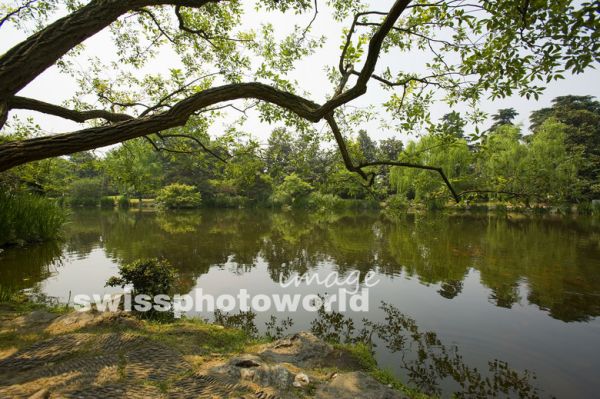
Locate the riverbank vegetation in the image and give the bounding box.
[0,191,65,248]
[1,95,599,213]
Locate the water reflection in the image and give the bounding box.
[3,209,599,322]
[215,303,541,399]
[1,209,599,397]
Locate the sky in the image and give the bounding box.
[1,0,599,151]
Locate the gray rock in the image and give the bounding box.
[12,310,58,328]
[259,331,334,367]
[316,371,406,399]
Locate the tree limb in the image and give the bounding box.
[7,96,134,123]
[0,0,219,100]
[0,82,320,171]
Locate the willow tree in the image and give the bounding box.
[0,0,598,201]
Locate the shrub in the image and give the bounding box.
[385,194,410,210]
[306,192,344,211]
[576,201,600,215]
[425,197,446,211]
[69,177,103,207]
[100,196,115,208]
[271,174,313,208]
[118,196,130,209]
[106,258,177,320]
[0,191,66,247]
[156,183,202,209]
[208,193,248,208]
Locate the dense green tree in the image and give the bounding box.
[104,139,163,202]
[357,130,377,163]
[271,173,313,207]
[522,119,583,202]
[391,135,473,205]
[530,96,600,198]
[490,108,519,130]
[439,111,466,139]
[265,128,295,183]
[69,151,100,179]
[377,137,404,161]
[476,125,527,198]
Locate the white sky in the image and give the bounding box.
[1,0,599,150]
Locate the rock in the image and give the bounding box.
[12,310,59,328]
[46,310,138,334]
[27,388,50,399]
[212,355,295,390]
[316,371,406,399]
[253,364,294,389]
[260,331,334,367]
[293,372,310,388]
[240,367,256,380]
[260,332,366,370]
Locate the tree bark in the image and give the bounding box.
[0,0,215,100]
[0,83,321,172]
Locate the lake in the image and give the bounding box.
[1,209,599,398]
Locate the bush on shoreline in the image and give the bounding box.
[156,183,202,209]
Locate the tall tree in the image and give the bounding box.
[439,111,466,139]
[530,96,600,198]
[490,108,519,130]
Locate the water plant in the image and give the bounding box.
[0,191,66,247]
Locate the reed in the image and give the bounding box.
[0,192,66,247]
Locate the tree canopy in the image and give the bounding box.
[0,0,599,201]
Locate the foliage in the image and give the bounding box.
[69,177,103,207]
[106,258,177,319]
[2,92,596,209]
[104,139,163,201]
[155,183,202,209]
[271,173,313,207]
[490,108,519,129]
[106,258,176,297]
[529,95,600,199]
[118,196,130,209]
[0,191,66,247]
[100,196,115,209]
[522,119,582,202]
[306,192,345,211]
[391,135,473,203]
[385,194,410,211]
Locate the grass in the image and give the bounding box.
[0,296,432,398]
[334,342,435,399]
[0,191,66,247]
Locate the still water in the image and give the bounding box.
[1,209,599,398]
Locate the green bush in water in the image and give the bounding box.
[100,196,115,209]
[106,258,177,320]
[576,201,600,215]
[118,196,130,209]
[306,192,344,211]
[0,191,66,247]
[209,194,247,208]
[385,194,410,210]
[156,183,202,209]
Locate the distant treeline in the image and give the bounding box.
[1,95,598,211]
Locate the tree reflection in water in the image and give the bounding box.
[215,301,541,399]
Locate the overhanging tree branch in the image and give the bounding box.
[7,96,134,123]
[0,0,464,202]
[0,0,220,100]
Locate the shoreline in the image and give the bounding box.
[0,299,426,399]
